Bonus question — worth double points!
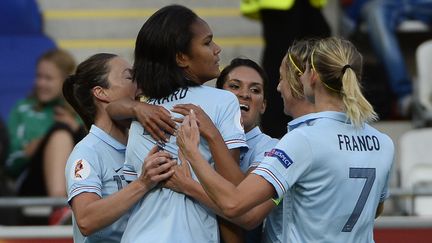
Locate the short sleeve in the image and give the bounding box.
[248,139,279,170]
[66,145,103,203]
[252,130,313,199]
[216,93,247,151]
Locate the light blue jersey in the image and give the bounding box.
[122,85,247,243]
[263,114,316,243]
[253,111,394,243]
[241,126,279,172]
[65,125,129,243]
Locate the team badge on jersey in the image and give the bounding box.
[71,159,91,180]
[265,149,294,169]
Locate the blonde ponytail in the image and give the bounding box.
[312,37,377,127]
[341,68,377,127]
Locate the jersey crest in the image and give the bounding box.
[71,159,91,180]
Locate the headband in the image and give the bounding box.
[288,53,303,75]
[311,49,341,93]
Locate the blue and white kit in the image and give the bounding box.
[65,125,129,243]
[121,85,248,243]
[254,111,394,243]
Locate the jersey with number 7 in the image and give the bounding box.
[253,112,394,243]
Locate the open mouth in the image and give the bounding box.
[240,104,250,112]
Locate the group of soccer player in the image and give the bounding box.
[63,4,394,243]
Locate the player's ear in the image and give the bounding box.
[176,52,189,68]
[92,86,110,103]
[260,99,267,115]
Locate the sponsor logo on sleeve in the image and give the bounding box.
[71,159,91,180]
[264,149,294,169]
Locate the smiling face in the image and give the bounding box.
[35,60,65,103]
[179,18,221,84]
[105,57,137,101]
[222,66,266,132]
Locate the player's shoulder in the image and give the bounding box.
[70,134,103,158]
[251,134,279,156]
[277,128,310,148]
[197,85,237,100]
[256,132,279,147]
[364,124,394,147]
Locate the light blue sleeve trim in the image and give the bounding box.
[68,185,102,204]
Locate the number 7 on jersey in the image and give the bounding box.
[342,168,376,232]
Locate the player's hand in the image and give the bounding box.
[134,103,176,143]
[139,146,176,189]
[176,110,200,162]
[163,152,193,193]
[172,104,217,140]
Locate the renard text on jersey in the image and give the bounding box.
[147,87,189,105]
[337,134,380,151]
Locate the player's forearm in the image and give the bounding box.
[205,133,245,185]
[185,150,247,218]
[106,97,137,120]
[183,179,224,215]
[234,200,275,230]
[76,180,149,235]
[183,176,273,229]
[219,219,245,243]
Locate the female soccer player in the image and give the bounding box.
[177,37,394,243]
[167,40,316,243]
[120,5,247,243]
[63,53,176,242]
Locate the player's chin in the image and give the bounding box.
[212,68,220,79]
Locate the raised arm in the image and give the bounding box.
[176,111,275,218]
[106,97,176,142]
[172,104,245,184]
[164,154,277,229]
[173,104,246,242]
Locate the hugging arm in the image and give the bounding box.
[175,111,276,218]
[106,97,176,142]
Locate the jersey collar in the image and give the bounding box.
[245,126,262,141]
[90,125,126,152]
[287,113,318,132]
[310,111,351,124]
[288,111,350,131]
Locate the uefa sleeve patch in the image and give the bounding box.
[71,159,91,181]
[264,149,294,169]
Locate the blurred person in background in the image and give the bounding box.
[5,49,85,224]
[341,0,432,117]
